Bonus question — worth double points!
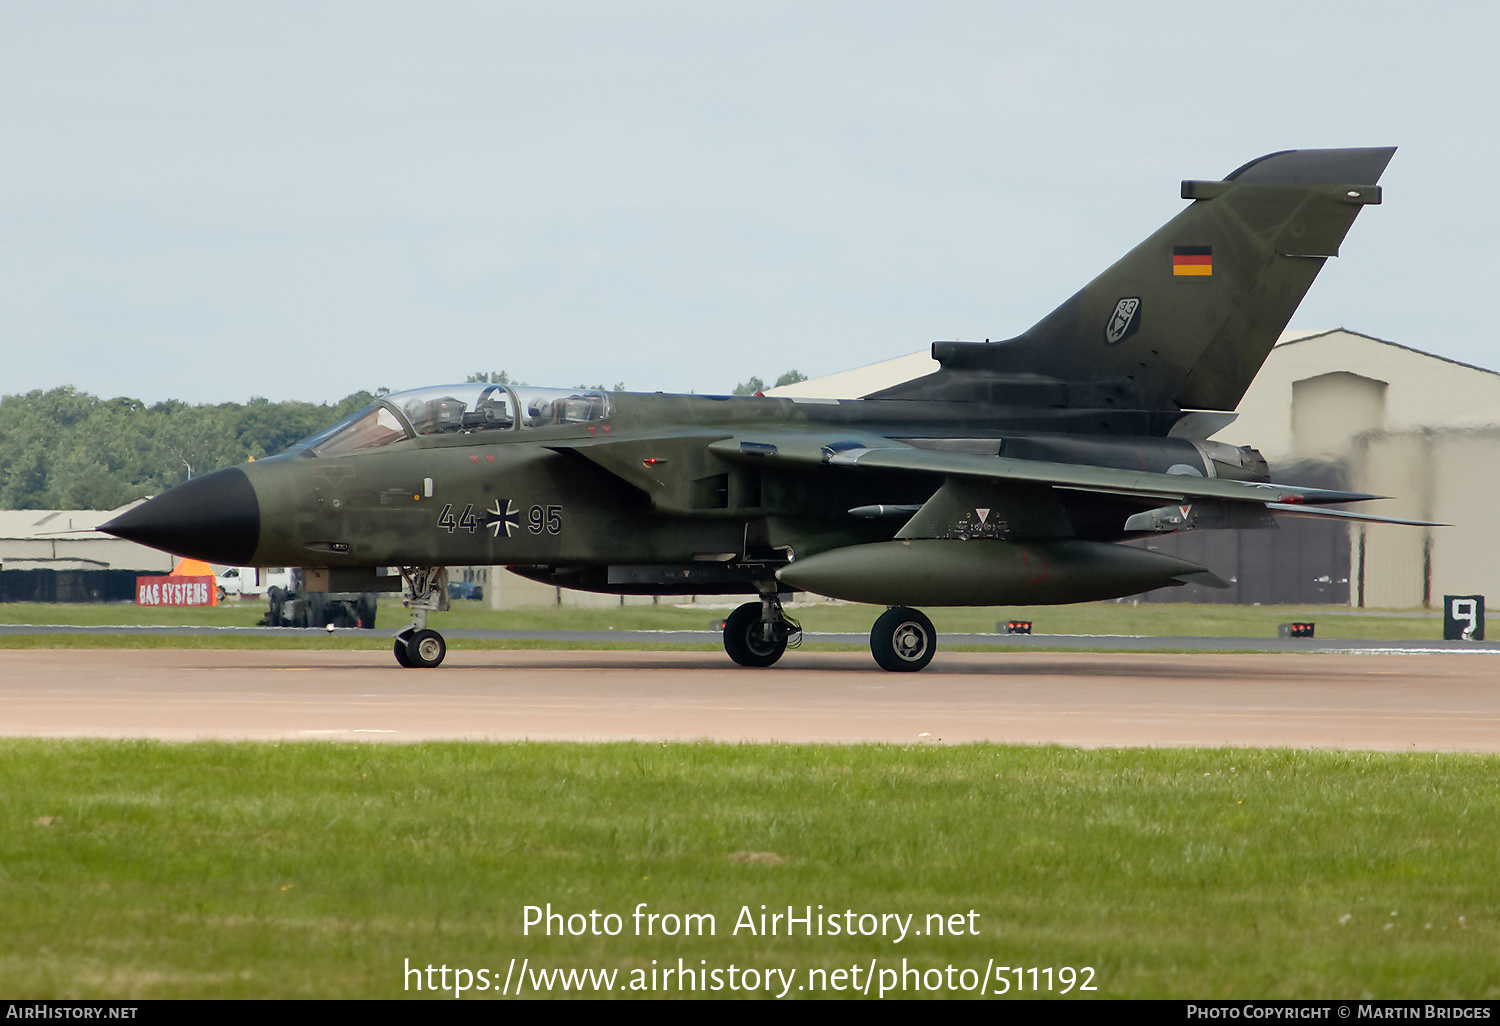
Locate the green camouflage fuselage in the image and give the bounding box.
[242,390,1218,591]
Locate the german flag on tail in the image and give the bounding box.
[1172,245,1212,276]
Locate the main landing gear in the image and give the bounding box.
[869,606,936,672]
[722,591,802,667]
[393,567,450,668]
[721,594,938,672]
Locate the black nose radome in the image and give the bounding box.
[101,466,261,566]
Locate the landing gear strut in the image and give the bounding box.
[394,567,450,668]
[870,606,936,672]
[723,590,800,667]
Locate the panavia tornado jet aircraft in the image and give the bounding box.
[104,146,1428,671]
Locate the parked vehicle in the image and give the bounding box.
[447,579,484,602]
[258,568,381,629]
[215,566,293,603]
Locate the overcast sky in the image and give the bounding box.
[2,1,1495,405]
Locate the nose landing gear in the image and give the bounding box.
[393,567,450,668]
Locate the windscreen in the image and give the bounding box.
[309,405,409,454]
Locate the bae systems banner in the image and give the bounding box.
[136,575,217,606]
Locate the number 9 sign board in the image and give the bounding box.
[1444,595,1485,641]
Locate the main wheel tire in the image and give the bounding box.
[871,606,937,672]
[404,629,447,668]
[393,638,414,668]
[722,601,787,667]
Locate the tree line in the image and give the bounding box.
[0,387,383,510]
[2,369,814,510]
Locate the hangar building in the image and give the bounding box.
[0,504,172,602]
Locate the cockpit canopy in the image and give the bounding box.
[294,384,611,456]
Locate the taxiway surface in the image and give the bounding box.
[3,648,1498,751]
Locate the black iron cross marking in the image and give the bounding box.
[486,499,521,538]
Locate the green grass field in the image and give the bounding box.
[2,740,1496,1000]
[0,600,1479,999]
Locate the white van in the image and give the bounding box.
[216,567,295,602]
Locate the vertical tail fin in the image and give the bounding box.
[871,147,1395,411]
